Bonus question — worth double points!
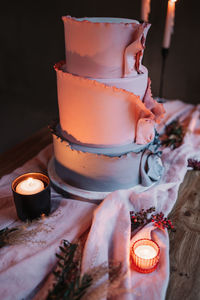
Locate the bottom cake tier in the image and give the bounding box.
[50,124,163,192]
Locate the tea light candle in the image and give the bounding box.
[131,239,160,273]
[12,172,51,221]
[16,177,44,195]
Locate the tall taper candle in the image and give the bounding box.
[141,0,151,22]
[163,0,177,49]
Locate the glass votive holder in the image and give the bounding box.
[131,238,160,273]
[12,172,51,221]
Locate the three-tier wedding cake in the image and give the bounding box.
[50,16,165,192]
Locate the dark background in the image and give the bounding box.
[1,0,200,154]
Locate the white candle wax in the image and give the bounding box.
[135,244,157,259]
[16,177,44,195]
[163,0,177,49]
[141,0,151,22]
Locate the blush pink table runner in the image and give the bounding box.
[0,100,200,300]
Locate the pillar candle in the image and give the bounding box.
[163,0,177,49]
[141,0,151,22]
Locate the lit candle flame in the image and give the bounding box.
[27,177,34,185]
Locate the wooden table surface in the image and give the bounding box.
[0,127,199,300]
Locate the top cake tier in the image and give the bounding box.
[62,16,150,79]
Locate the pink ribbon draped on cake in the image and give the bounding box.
[0,100,200,300]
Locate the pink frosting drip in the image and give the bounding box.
[124,22,151,77]
[143,78,166,123]
[136,118,155,145]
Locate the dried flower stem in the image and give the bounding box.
[0,214,55,248]
[130,207,175,232]
[47,240,131,300]
[161,120,185,149]
[188,158,200,170]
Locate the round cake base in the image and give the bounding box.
[47,157,111,204]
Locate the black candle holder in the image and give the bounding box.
[159,48,169,99]
[12,172,51,221]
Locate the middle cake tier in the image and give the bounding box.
[55,61,155,147]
